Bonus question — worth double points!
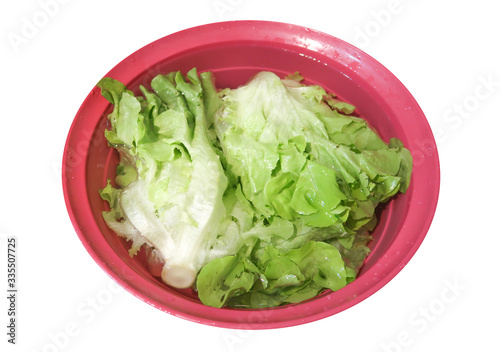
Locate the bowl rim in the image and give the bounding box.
[62,20,440,329]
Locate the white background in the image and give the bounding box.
[1,0,499,351]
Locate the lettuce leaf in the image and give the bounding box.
[98,68,229,289]
[197,71,412,307]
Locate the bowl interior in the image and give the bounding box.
[64,21,438,329]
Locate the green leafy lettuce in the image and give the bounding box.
[97,69,412,308]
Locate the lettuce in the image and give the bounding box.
[97,69,412,308]
[98,69,229,289]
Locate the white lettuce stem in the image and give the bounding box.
[161,264,197,289]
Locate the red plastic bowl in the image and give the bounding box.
[62,21,439,329]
